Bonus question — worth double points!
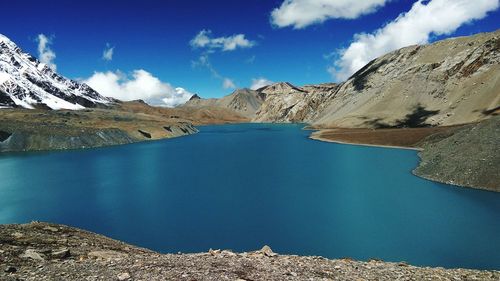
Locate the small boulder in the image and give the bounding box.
[260,245,277,257]
[117,272,131,280]
[20,249,45,261]
[43,226,59,232]
[4,266,17,273]
[88,250,128,260]
[51,248,71,259]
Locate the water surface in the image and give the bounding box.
[1,123,499,269]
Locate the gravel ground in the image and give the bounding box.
[1,222,499,281]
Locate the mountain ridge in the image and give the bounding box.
[253,30,500,127]
[0,34,112,110]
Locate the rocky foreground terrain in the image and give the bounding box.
[1,222,499,281]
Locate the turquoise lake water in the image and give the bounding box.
[1,123,499,269]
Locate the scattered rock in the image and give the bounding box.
[43,226,59,232]
[1,222,499,281]
[4,266,16,273]
[117,272,131,280]
[20,249,45,261]
[51,248,70,259]
[88,250,128,260]
[260,245,277,257]
[11,232,23,239]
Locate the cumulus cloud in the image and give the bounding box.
[271,0,390,29]
[330,0,500,81]
[223,78,236,89]
[102,43,114,61]
[84,69,194,107]
[190,30,255,51]
[250,77,274,90]
[36,34,57,71]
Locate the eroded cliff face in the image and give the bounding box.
[253,83,339,123]
[254,30,500,128]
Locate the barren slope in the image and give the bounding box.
[254,30,500,128]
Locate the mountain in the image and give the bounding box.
[254,30,500,128]
[253,82,338,123]
[183,88,265,118]
[0,34,112,110]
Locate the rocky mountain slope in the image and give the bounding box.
[415,116,500,191]
[2,222,499,281]
[0,34,112,109]
[0,99,250,153]
[254,30,500,128]
[0,107,198,153]
[0,35,249,153]
[183,88,265,118]
[254,82,339,123]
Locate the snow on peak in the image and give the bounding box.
[0,34,112,110]
[0,34,12,44]
[0,34,17,50]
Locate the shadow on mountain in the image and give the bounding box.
[364,104,440,128]
[349,59,388,92]
[476,106,500,116]
[0,131,12,142]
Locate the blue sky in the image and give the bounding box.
[1,0,499,105]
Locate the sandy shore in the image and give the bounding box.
[308,126,463,150]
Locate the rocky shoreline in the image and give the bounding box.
[308,116,500,192]
[1,222,499,281]
[414,116,500,192]
[0,108,199,153]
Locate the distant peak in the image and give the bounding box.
[189,94,201,100]
[261,82,306,93]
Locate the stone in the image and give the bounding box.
[11,232,24,239]
[4,266,17,273]
[51,248,71,259]
[20,249,45,261]
[88,250,128,260]
[260,245,277,257]
[117,272,131,280]
[221,250,236,256]
[43,226,59,232]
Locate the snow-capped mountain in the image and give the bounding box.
[0,34,112,109]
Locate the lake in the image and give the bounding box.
[1,123,499,269]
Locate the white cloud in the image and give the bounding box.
[271,0,390,29]
[192,54,237,90]
[330,0,500,81]
[190,30,255,51]
[223,78,236,89]
[102,43,114,61]
[36,34,57,71]
[250,77,274,90]
[84,69,194,107]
